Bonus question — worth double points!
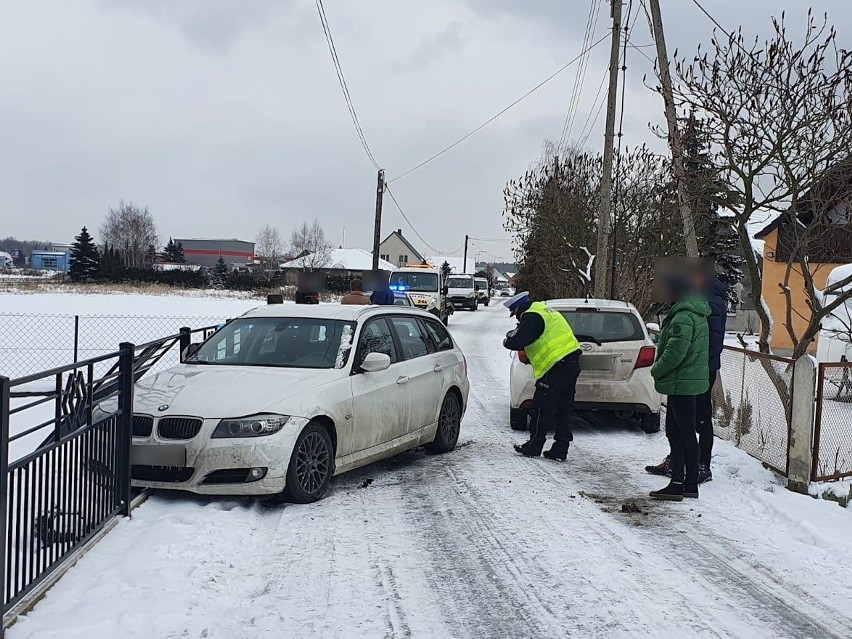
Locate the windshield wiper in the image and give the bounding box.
[574,334,602,346]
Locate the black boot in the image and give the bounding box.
[543,443,568,462]
[697,464,712,484]
[649,482,684,501]
[683,483,699,499]
[514,442,542,458]
[645,455,672,477]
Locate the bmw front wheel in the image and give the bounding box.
[282,421,333,503]
[425,393,461,453]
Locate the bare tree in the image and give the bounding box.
[100,200,158,269]
[255,224,283,282]
[671,12,852,355]
[290,220,333,271]
[503,144,684,316]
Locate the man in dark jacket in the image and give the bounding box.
[697,274,727,481]
[646,262,726,484]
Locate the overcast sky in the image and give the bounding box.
[2,1,849,261]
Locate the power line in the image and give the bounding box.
[627,39,657,65]
[577,71,608,147]
[314,0,380,170]
[688,0,736,40]
[559,0,603,147]
[467,236,512,243]
[384,185,442,255]
[389,33,610,184]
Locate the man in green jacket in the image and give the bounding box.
[649,275,711,501]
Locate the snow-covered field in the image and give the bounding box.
[5,298,852,638]
[1,291,262,378]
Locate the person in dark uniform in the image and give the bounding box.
[502,292,582,461]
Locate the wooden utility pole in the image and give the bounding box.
[462,235,470,273]
[648,0,699,257]
[371,169,385,269]
[594,0,622,298]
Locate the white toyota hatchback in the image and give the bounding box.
[509,298,662,434]
[128,303,469,502]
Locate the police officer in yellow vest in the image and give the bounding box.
[503,292,581,461]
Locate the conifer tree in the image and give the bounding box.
[69,227,100,282]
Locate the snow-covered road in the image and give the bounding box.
[10,304,852,639]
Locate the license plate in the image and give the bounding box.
[579,354,615,371]
[130,444,186,467]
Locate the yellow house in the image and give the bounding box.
[755,215,850,353]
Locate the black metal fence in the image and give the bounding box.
[714,346,795,476]
[0,325,217,635]
[813,362,852,481]
[0,313,227,379]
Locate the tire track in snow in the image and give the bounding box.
[449,305,852,638]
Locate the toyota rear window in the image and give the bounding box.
[560,310,643,343]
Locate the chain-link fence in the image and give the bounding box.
[714,346,795,476]
[813,363,852,481]
[1,313,227,378]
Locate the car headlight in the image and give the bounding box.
[93,397,119,422]
[212,414,291,439]
[467,292,475,297]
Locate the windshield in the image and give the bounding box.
[475,279,488,287]
[186,317,355,369]
[560,310,644,343]
[447,275,474,288]
[390,272,438,293]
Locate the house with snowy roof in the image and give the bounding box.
[754,162,852,352]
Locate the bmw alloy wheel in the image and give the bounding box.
[295,431,330,495]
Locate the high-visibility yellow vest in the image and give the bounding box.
[523,302,580,379]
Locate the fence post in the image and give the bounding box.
[117,343,134,516]
[73,315,80,364]
[178,327,191,363]
[788,355,816,494]
[0,376,10,633]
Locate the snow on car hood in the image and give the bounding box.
[134,364,343,419]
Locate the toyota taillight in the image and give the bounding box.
[634,345,656,369]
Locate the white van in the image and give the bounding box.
[446,274,477,311]
[474,277,490,306]
[389,266,452,324]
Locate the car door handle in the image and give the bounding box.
[433,363,444,372]
[396,376,410,385]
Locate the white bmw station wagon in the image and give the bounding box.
[128,303,469,503]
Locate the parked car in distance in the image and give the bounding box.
[509,298,662,433]
[446,274,478,311]
[124,304,469,503]
[474,277,490,306]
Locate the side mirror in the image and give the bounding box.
[649,334,659,344]
[441,286,449,296]
[360,352,391,373]
[645,322,660,333]
[182,343,202,361]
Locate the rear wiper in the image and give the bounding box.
[574,334,602,346]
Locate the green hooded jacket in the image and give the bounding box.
[651,296,711,396]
